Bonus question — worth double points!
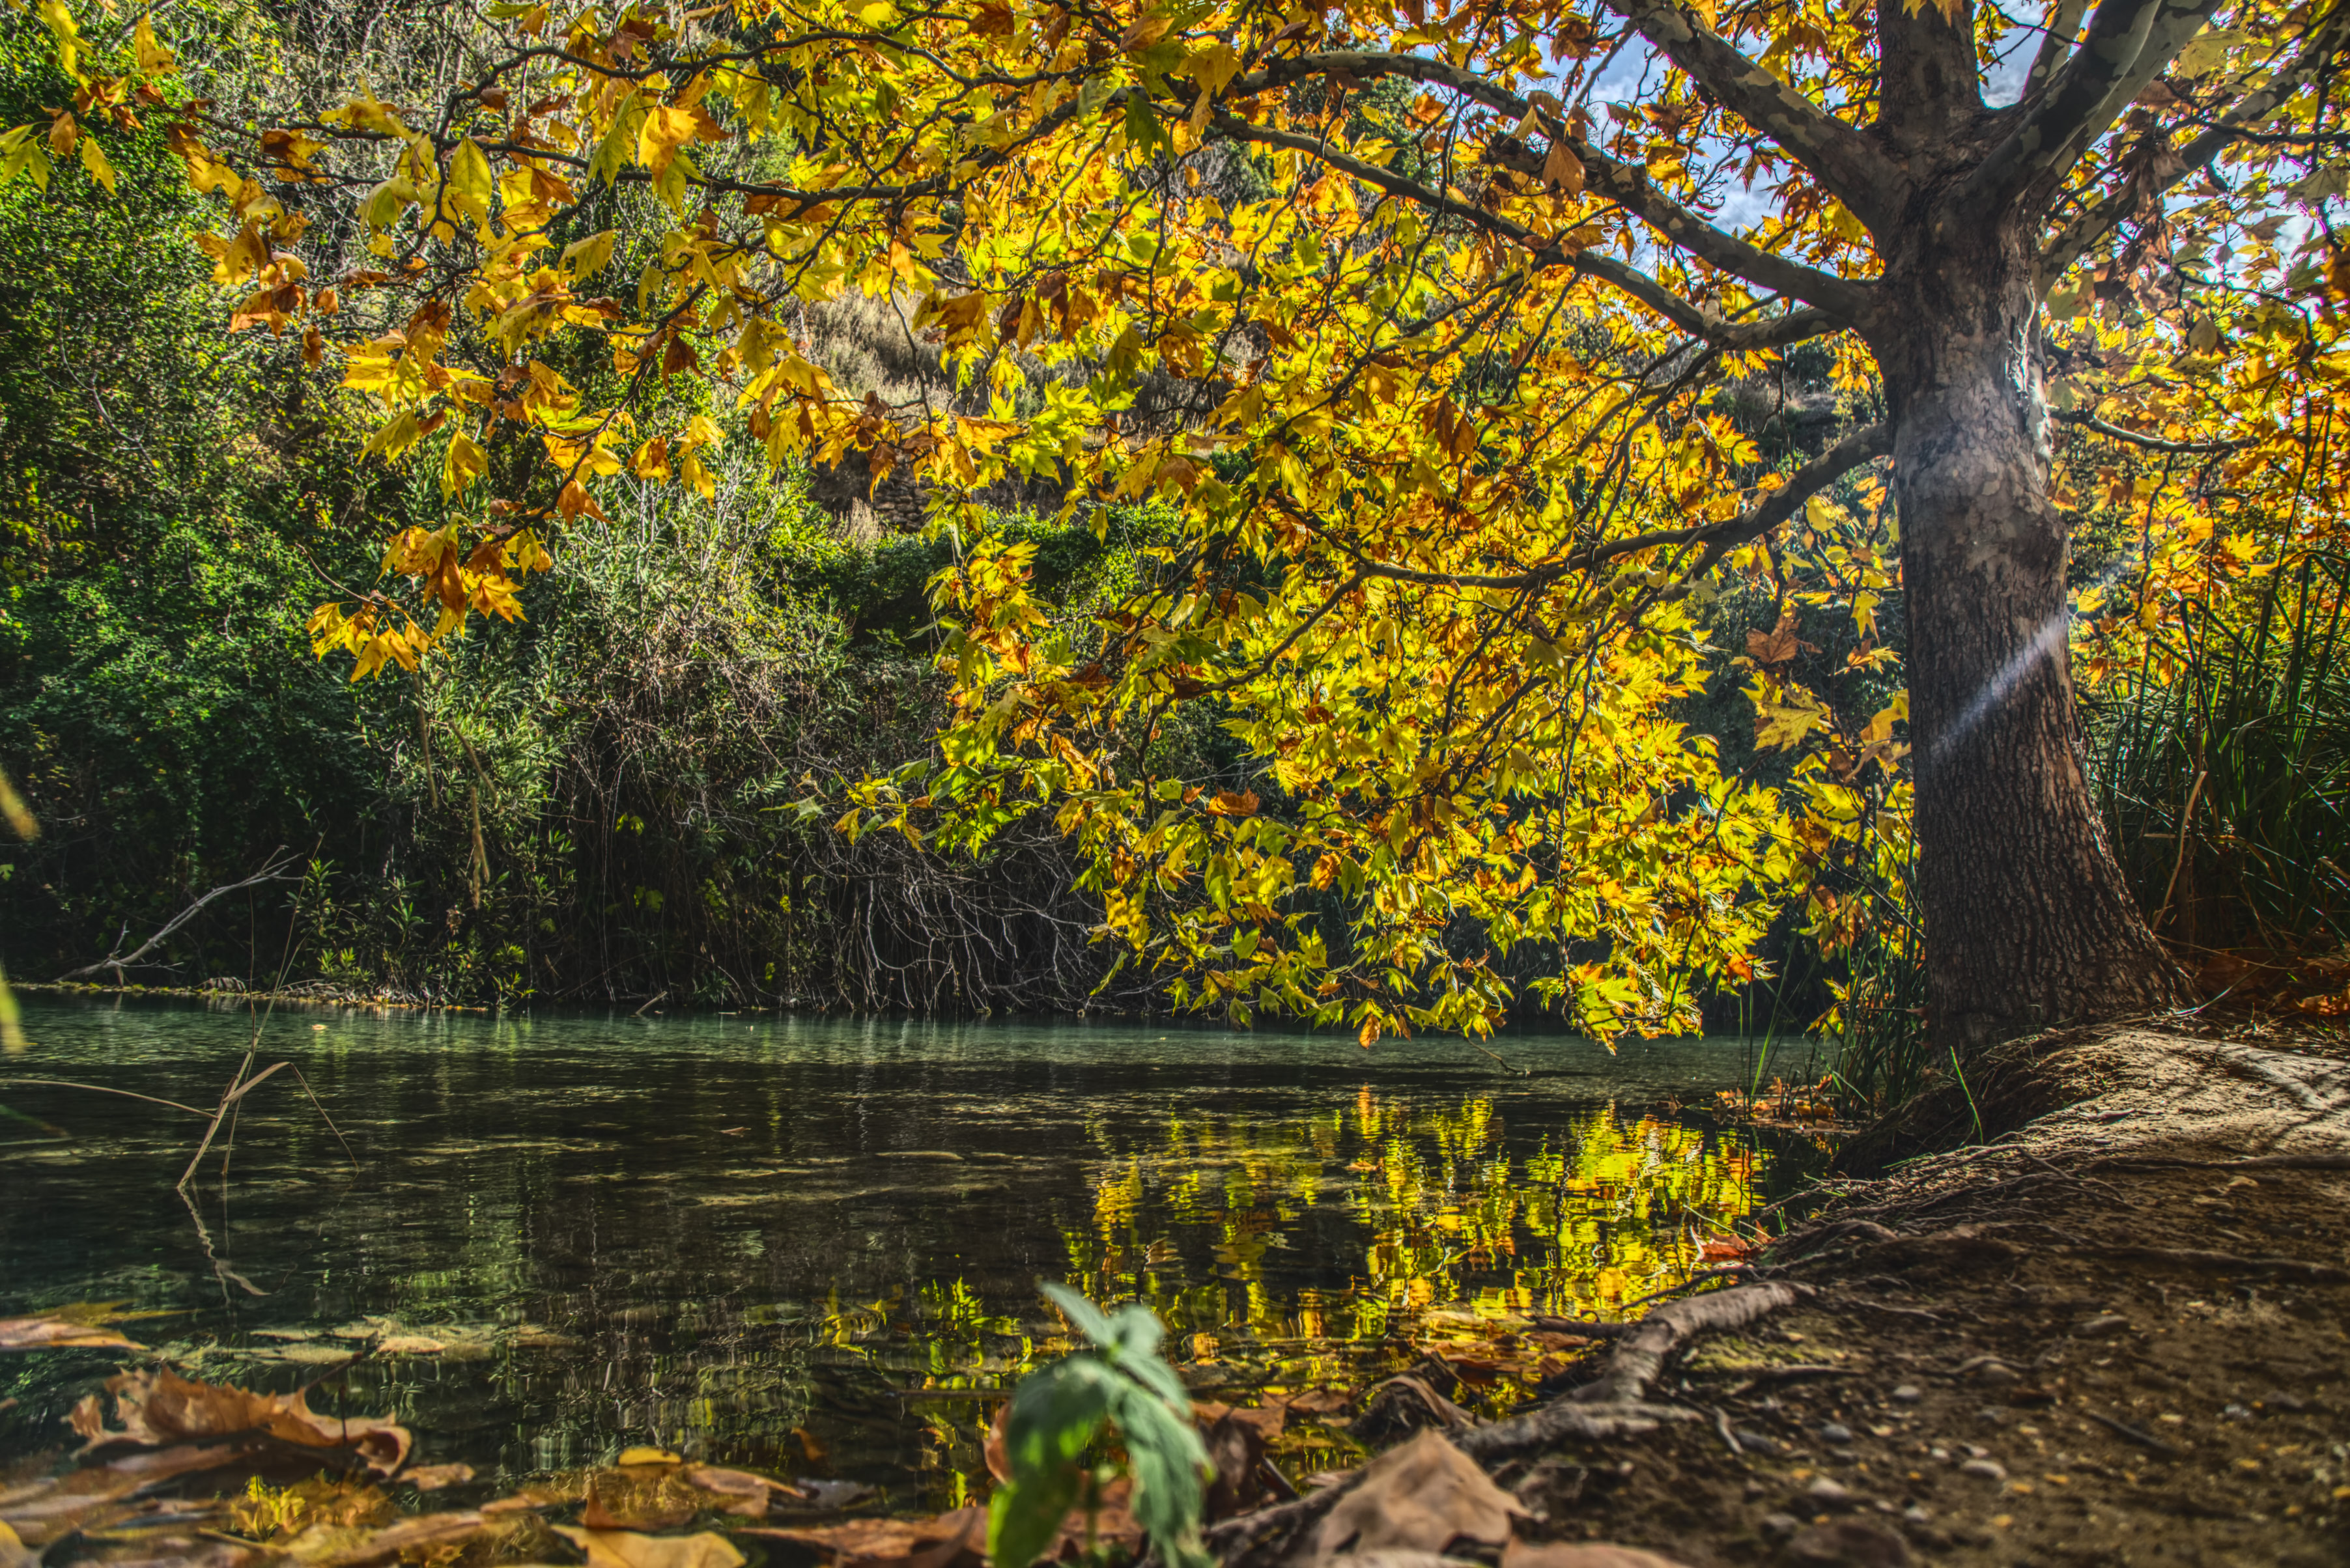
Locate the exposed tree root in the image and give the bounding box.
[1568,1283,1810,1406]
[2078,1244,2349,1281]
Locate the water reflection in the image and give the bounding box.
[0,999,1772,1512]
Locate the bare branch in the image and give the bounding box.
[2037,5,2350,289]
[57,849,302,983]
[1597,0,1912,229]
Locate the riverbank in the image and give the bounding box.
[1283,1024,2350,1568]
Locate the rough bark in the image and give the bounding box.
[1867,216,2183,1051]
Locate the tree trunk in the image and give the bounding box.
[1871,219,2181,1052]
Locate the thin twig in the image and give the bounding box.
[0,1078,214,1117]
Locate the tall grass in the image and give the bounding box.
[2087,553,2350,966]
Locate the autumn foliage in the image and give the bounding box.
[6,0,2344,1043]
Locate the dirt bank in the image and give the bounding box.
[1294,1027,2350,1568]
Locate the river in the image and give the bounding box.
[0,995,1810,1512]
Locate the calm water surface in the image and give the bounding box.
[0,997,1801,1509]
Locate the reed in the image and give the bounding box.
[2087,553,2350,968]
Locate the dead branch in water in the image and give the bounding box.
[57,848,300,984]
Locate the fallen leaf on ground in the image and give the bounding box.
[1200,1403,1292,1520]
[584,1463,730,1530]
[285,1509,485,1565]
[403,1463,474,1492]
[0,1442,252,1547]
[1503,1545,1693,1568]
[55,1525,268,1567]
[681,1464,797,1517]
[76,1369,410,1476]
[371,1336,447,1356]
[1348,1376,1477,1444]
[1309,1431,1525,1565]
[746,1505,985,1568]
[0,1315,143,1352]
[1271,1388,1352,1420]
[618,1447,683,1466]
[555,1524,748,1568]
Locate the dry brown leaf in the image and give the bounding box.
[681,1464,791,1517]
[404,1463,474,1492]
[78,1369,411,1476]
[1745,609,1815,667]
[0,1315,143,1352]
[1309,1431,1525,1565]
[0,1442,252,1547]
[285,1509,485,1565]
[1275,1388,1352,1420]
[983,1403,1012,1485]
[1201,1405,1290,1521]
[583,1464,703,1531]
[1348,1375,1476,1444]
[553,1525,747,1568]
[746,1505,985,1568]
[55,1526,269,1568]
[1503,1543,1693,1568]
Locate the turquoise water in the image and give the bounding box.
[0,996,1792,1509]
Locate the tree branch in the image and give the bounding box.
[2054,410,2244,454]
[1208,82,1869,326]
[57,849,301,983]
[1596,0,1912,229]
[2024,0,2097,100]
[1333,423,1891,592]
[1482,134,1875,320]
[2036,5,2350,289]
[1955,0,2218,223]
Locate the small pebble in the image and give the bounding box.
[1975,1407,2007,1425]
[1959,1459,2008,1481]
[1890,1384,1922,1403]
[2223,1403,2252,1421]
[1821,1421,1856,1444]
[1903,1504,1932,1524]
[1807,1476,1856,1508]
[1760,1513,1802,1542]
[1973,1362,2020,1385]
[2076,1313,2132,1338]
[2268,1392,2309,1412]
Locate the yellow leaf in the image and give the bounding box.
[1753,684,1830,751]
[636,104,703,172]
[1120,14,1173,50]
[37,0,81,82]
[447,137,494,225]
[561,229,617,279]
[134,15,177,75]
[442,430,488,496]
[1183,43,1241,95]
[1,124,54,193]
[77,135,115,193]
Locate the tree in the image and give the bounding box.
[10,0,2343,1046]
